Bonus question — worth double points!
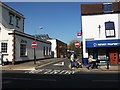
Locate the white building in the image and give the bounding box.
[81,2,120,65]
[47,39,67,58]
[0,2,51,65]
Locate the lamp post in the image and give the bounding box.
[33,27,43,64]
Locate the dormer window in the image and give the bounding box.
[9,12,14,25]
[103,3,113,13]
[16,16,20,28]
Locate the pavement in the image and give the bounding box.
[0,58,120,73]
[73,65,120,73]
[0,58,65,71]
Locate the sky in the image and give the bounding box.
[4,0,115,44]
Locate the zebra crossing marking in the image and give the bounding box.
[25,69,76,75]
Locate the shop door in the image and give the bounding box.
[109,49,118,64]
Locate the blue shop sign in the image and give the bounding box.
[86,39,120,48]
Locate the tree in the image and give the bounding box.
[68,39,82,58]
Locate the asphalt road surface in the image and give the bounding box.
[2,70,120,89]
[1,59,120,89]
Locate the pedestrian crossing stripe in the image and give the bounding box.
[25,69,76,74]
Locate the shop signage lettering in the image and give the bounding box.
[86,39,120,48]
[94,42,120,47]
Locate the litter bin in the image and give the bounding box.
[83,58,88,65]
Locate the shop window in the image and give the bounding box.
[103,3,113,12]
[105,21,115,37]
[20,44,27,56]
[1,43,7,53]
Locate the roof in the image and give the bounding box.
[0,2,24,18]
[81,2,120,15]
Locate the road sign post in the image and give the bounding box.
[32,41,37,64]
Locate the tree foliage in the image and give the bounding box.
[68,39,82,57]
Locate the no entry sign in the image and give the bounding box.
[75,41,80,48]
[31,41,37,48]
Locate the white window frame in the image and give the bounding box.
[20,43,27,57]
[1,42,7,53]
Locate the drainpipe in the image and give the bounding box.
[12,31,15,65]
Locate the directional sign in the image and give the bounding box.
[31,41,37,48]
[75,41,80,48]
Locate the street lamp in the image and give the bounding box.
[34,27,43,64]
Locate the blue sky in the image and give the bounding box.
[4,1,114,44]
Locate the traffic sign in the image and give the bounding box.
[75,41,80,48]
[77,32,82,38]
[31,41,37,48]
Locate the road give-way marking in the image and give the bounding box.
[53,62,64,66]
[25,69,76,75]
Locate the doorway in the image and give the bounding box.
[109,48,118,64]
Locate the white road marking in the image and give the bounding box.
[53,62,64,66]
[25,69,76,75]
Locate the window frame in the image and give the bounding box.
[9,13,14,25]
[1,43,8,53]
[20,43,27,57]
[103,3,113,13]
[16,16,20,28]
[105,21,116,38]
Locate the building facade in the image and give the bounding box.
[47,39,67,58]
[35,34,67,58]
[0,2,51,65]
[81,2,120,65]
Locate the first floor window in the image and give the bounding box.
[1,43,7,53]
[106,30,115,36]
[105,21,115,37]
[16,16,20,28]
[20,44,27,56]
[9,13,14,25]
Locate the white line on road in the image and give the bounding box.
[53,62,64,66]
[3,77,56,81]
[25,69,76,75]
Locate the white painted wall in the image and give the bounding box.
[82,14,119,58]
[0,23,14,62]
[118,14,120,38]
[0,2,52,63]
[14,32,51,62]
[47,39,57,58]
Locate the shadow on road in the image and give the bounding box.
[2,72,120,89]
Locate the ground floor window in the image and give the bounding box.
[43,46,45,56]
[1,43,7,53]
[20,44,27,56]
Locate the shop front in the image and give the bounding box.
[86,39,120,65]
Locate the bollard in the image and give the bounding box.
[106,57,109,69]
